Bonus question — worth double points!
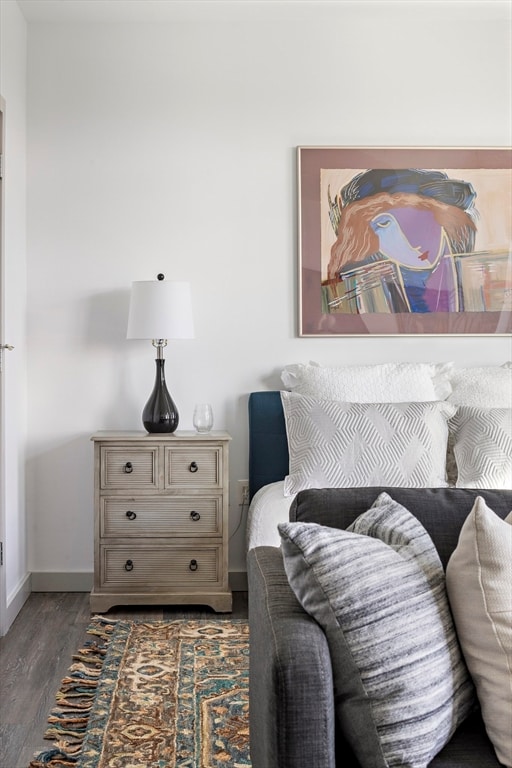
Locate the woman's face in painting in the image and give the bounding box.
[370,207,444,270]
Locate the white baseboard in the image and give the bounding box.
[3,573,32,635]
[31,571,248,592]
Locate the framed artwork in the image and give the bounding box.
[298,146,512,336]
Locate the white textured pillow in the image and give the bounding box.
[281,362,453,402]
[450,406,512,489]
[448,364,512,407]
[281,392,456,496]
[279,493,475,768]
[446,497,512,767]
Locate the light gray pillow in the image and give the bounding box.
[281,391,456,496]
[446,498,512,766]
[448,364,512,408]
[450,406,512,489]
[281,362,453,401]
[279,493,475,768]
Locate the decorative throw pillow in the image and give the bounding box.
[281,391,456,496]
[281,361,453,402]
[447,364,512,408]
[279,493,475,768]
[450,406,512,489]
[446,497,512,767]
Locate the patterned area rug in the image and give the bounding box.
[30,616,250,768]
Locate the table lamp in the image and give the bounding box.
[127,274,194,433]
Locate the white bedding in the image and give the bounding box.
[246,481,294,550]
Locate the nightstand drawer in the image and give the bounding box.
[165,446,221,487]
[100,497,222,537]
[100,545,221,587]
[100,447,159,490]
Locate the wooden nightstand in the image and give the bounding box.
[90,430,232,613]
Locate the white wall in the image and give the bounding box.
[25,1,511,584]
[0,0,28,628]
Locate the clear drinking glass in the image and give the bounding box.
[193,403,214,433]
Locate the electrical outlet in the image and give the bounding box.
[237,479,250,507]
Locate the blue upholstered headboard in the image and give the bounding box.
[248,391,289,500]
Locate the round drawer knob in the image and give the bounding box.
[124,462,133,474]
[126,511,137,521]
[124,559,134,571]
[189,461,198,473]
[189,559,198,571]
[190,511,201,521]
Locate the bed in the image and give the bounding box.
[245,365,512,549]
[244,389,460,550]
[246,391,292,549]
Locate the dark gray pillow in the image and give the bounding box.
[279,492,475,768]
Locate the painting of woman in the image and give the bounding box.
[324,168,507,315]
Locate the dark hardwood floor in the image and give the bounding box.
[0,591,248,768]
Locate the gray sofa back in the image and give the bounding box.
[290,487,512,567]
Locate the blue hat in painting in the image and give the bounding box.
[340,169,476,211]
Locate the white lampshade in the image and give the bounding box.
[127,279,194,340]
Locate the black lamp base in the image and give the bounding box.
[143,359,179,433]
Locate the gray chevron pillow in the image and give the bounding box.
[281,392,456,496]
[279,493,475,768]
[450,406,512,488]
